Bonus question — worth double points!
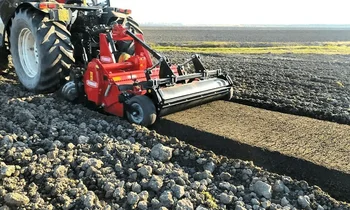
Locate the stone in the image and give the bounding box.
[4,193,30,206]
[139,191,149,201]
[132,182,142,193]
[219,182,231,190]
[127,192,139,205]
[0,165,15,177]
[53,165,67,178]
[251,198,260,205]
[298,196,310,208]
[160,191,174,207]
[138,165,152,178]
[151,144,173,162]
[138,200,148,210]
[235,206,247,210]
[78,135,89,144]
[317,205,325,210]
[171,185,185,199]
[219,192,233,204]
[149,175,163,191]
[253,181,272,199]
[203,161,215,173]
[220,172,232,181]
[176,198,194,210]
[82,158,103,169]
[261,200,271,209]
[196,205,209,210]
[82,191,98,208]
[281,197,289,206]
[193,170,213,181]
[273,180,285,193]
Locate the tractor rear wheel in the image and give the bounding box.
[9,8,74,93]
[126,96,157,126]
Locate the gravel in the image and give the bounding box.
[0,67,349,209]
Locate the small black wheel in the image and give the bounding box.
[126,95,157,126]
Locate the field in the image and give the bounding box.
[1,27,350,209]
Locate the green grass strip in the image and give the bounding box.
[150,42,350,55]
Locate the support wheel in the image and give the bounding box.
[126,96,157,126]
[10,8,74,93]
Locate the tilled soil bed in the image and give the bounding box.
[163,52,350,125]
[0,70,349,208]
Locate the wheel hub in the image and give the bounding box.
[130,104,143,124]
[18,28,39,78]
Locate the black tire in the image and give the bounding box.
[0,47,9,70]
[126,96,157,126]
[9,8,75,93]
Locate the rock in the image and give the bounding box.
[82,158,103,169]
[127,192,139,205]
[253,181,272,199]
[298,195,310,208]
[261,200,271,208]
[4,193,30,206]
[151,144,173,162]
[160,191,174,207]
[220,172,231,181]
[139,191,149,201]
[0,165,15,177]
[251,198,260,206]
[219,182,231,190]
[149,175,163,191]
[113,187,125,200]
[53,165,67,178]
[235,206,247,210]
[67,143,75,150]
[132,182,142,193]
[171,185,185,199]
[317,205,325,210]
[176,198,194,210]
[203,161,215,173]
[193,170,213,180]
[151,198,160,208]
[138,165,152,178]
[219,192,233,204]
[195,205,209,210]
[78,135,89,144]
[281,197,289,206]
[138,200,148,210]
[82,191,99,208]
[273,180,285,193]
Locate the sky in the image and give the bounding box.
[111,0,350,26]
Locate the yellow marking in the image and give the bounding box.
[113,76,122,82]
[58,8,69,22]
[90,72,93,81]
[148,89,152,93]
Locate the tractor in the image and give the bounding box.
[0,0,234,126]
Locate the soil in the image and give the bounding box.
[163,52,350,125]
[158,100,350,174]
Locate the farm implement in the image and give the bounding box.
[0,0,233,126]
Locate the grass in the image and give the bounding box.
[150,41,350,55]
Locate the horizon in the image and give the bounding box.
[111,0,350,26]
